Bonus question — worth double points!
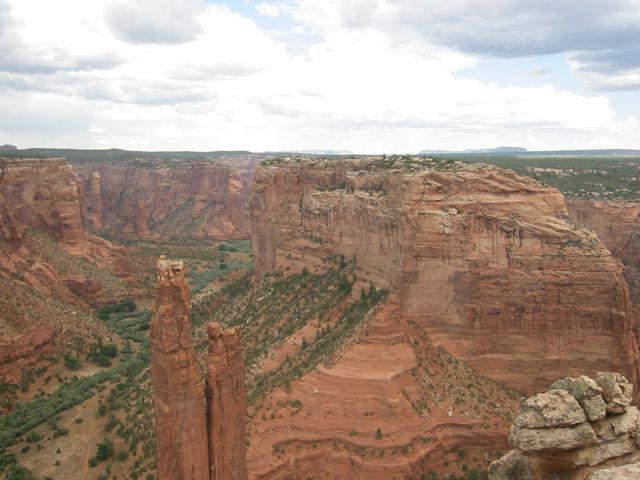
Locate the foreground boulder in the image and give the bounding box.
[489,373,640,479]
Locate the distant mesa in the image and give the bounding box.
[280,149,353,155]
[420,146,528,154]
[0,144,17,152]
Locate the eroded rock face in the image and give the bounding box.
[0,158,86,246]
[596,372,633,414]
[250,158,640,393]
[151,257,210,480]
[75,160,250,240]
[514,389,587,429]
[206,324,248,480]
[552,376,607,421]
[566,199,640,262]
[490,373,640,480]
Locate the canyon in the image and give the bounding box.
[244,156,640,477]
[4,151,640,479]
[250,157,640,393]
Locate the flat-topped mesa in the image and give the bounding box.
[489,372,640,480]
[151,256,210,480]
[206,323,248,480]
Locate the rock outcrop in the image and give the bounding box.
[250,157,640,393]
[0,158,86,247]
[206,324,248,480]
[489,372,640,480]
[74,159,251,240]
[151,257,248,480]
[151,257,210,480]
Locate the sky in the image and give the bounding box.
[0,0,639,153]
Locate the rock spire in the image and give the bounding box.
[206,324,249,480]
[151,256,248,480]
[151,256,210,480]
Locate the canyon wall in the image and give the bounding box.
[250,158,640,394]
[0,158,86,248]
[74,160,251,240]
[567,199,640,263]
[151,257,210,480]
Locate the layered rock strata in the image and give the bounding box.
[567,199,640,261]
[151,257,248,480]
[206,324,248,480]
[75,160,250,240]
[0,158,86,247]
[151,257,210,480]
[489,373,640,479]
[250,157,640,393]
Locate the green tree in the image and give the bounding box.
[96,438,114,461]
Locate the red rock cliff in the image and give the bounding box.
[206,323,248,480]
[75,160,250,240]
[567,199,640,265]
[250,158,640,394]
[151,257,210,480]
[0,158,86,247]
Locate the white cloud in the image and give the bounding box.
[0,0,638,152]
[256,2,282,17]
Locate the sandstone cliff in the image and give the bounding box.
[206,324,248,480]
[489,372,640,479]
[250,157,640,395]
[151,257,210,480]
[0,158,86,247]
[567,199,640,263]
[74,159,250,240]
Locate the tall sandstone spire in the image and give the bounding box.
[151,256,210,480]
[206,323,249,480]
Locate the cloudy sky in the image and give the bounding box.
[1,0,639,153]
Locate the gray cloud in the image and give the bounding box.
[104,0,204,44]
[0,1,123,75]
[328,0,640,90]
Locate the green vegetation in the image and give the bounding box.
[87,343,119,367]
[0,368,120,450]
[63,353,81,371]
[98,299,136,320]
[95,438,114,461]
[196,257,386,404]
[440,153,640,200]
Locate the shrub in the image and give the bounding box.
[63,354,81,371]
[96,438,114,461]
[101,344,118,358]
[25,431,42,443]
[89,457,98,468]
[375,428,382,439]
